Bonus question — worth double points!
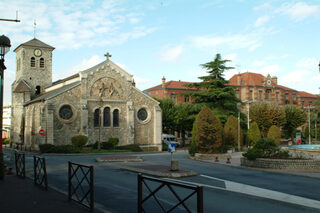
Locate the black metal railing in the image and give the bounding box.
[138,174,203,213]
[33,156,48,190]
[68,161,94,212]
[15,152,25,178]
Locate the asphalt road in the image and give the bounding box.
[4,150,320,213]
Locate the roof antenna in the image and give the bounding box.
[33,19,37,38]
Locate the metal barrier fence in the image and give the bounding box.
[138,174,203,213]
[15,152,25,178]
[33,156,48,190]
[68,161,94,212]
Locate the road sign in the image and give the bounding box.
[39,129,45,135]
[168,143,176,153]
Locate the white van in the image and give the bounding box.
[161,134,179,146]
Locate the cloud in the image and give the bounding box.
[254,3,272,11]
[225,53,237,61]
[53,55,103,81]
[281,70,311,84]
[278,2,320,20]
[251,64,280,76]
[296,58,318,70]
[0,0,158,50]
[160,45,184,62]
[255,16,270,27]
[252,60,266,67]
[191,34,261,51]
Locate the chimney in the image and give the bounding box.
[162,76,166,88]
[272,76,277,85]
[237,73,241,85]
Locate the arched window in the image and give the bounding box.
[35,86,41,95]
[31,57,35,67]
[40,58,44,68]
[103,107,111,127]
[113,109,119,127]
[94,109,100,127]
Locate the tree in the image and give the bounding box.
[224,115,242,149]
[155,97,177,133]
[247,121,261,147]
[283,105,306,141]
[185,54,240,124]
[250,102,286,137]
[267,125,281,145]
[195,106,223,153]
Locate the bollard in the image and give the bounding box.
[226,158,231,164]
[171,160,179,171]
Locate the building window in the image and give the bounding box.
[94,109,100,127]
[184,96,190,103]
[258,90,263,101]
[285,93,289,104]
[137,108,148,121]
[276,92,279,101]
[35,86,41,95]
[40,58,44,68]
[59,105,73,120]
[235,90,239,99]
[309,101,313,106]
[113,109,119,127]
[292,93,296,104]
[301,100,304,108]
[31,57,35,67]
[103,107,111,127]
[171,93,176,102]
[249,90,254,101]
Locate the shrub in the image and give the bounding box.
[162,143,168,151]
[117,144,143,152]
[247,122,261,147]
[188,141,197,156]
[108,138,119,148]
[195,106,223,154]
[243,148,263,160]
[71,135,88,149]
[3,138,10,145]
[101,141,113,150]
[39,144,55,153]
[223,115,241,149]
[267,125,281,145]
[47,145,80,153]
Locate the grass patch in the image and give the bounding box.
[80,149,132,153]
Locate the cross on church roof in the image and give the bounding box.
[104,52,112,60]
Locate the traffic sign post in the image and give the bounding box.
[168,143,178,171]
[39,129,45,136]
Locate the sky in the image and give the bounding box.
[1,0,320,106]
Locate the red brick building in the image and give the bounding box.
[227,72,318,108]
[144,77,196,103]
[145,73,318,108]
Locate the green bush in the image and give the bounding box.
[267,125,281,145]
[47,145,80,153]
[223,115,240,149]
[195,106,223,154]
[101,141,113,150]
[71,135,88,149]
[39,144,55,153]
[162,143,168,151]
[117,144,143,152]
[188,141,197,156]
[3,138,10,145]
[243,148,263,160]
[247,122,261,147]
[108,138,119,148]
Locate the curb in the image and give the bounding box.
[120,165,197,178]
[96,156,143,163]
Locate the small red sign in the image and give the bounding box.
[39,129,45,135]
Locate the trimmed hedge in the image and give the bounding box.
[47,145,80,153]
[116,144,143,152]
[71,135,88,149]
[39,144,55,153]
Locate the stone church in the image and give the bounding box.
[10,38,162,150]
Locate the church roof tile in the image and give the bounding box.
[14,38,55,52]
[14,80,31,93]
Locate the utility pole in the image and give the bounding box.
[304,105,315,144]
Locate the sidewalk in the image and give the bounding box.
[0,175,98,213]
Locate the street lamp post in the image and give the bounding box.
[304,104,315,145]
[237,103,242,151]
[0,35,11,180]
[244,100,253,129]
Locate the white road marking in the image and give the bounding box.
[200,174,320,210]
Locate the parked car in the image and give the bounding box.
[161,134,180,146]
